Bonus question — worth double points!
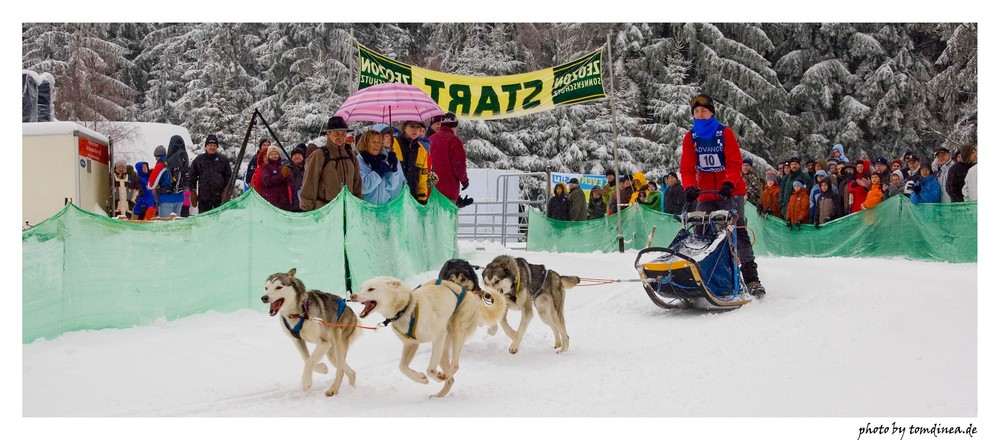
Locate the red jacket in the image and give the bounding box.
[785,187,810,224]
[680,125,746,201]
[429,126,469,202]
[846,179,869,214]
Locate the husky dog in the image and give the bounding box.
[481,255,580,354]
[438,258,507,333]
[351,276,480,398]
[261,268,360,396]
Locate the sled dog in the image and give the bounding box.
[261,268,360,396]
[351,276,481,398]
[480,255,580,354]
[437,258,507,333]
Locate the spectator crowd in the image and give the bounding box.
[113,112,473,220]
[545,143,978,229]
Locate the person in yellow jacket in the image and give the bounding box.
[394,120,433,204]
[629,171,649,205]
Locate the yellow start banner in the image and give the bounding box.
[357,43,606,121]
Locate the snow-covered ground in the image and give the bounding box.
[20,240,983,438]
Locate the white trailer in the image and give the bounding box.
[22,122,111,227]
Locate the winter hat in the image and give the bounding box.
[439,112,459,128]
[742,157,752,165]
[291,143,307,159]
[258,137,270,147]
[402,120,425,129]
[322,116,351,133]
[891,159,903,167]
[267,145,282,159]
[792,179,805,188]
[205,134,219,146]
[666,171,678,180]
[765,173,778,183]
[891,169,904,181]
[568,177,580,185]
[689,94,716,114]
[919,161,933,171]
[935,147,951,157]
[153,145,166,157]
[875,156,888,166]
[605,170,616,177]
[789,156,801,164]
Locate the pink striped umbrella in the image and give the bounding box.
[335,83,444,123]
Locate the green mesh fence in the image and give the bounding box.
[528,195,977,263]
[22,189,457,343]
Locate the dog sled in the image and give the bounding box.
[635,192,752,310]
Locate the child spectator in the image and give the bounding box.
[846,173,870,214]
[133,161,157,220]
[259,145,293,210]
[886,170,905,200]
[813,178,839,227]
[587,187,606,220]
[862,173,884,210]
[547,182,571,220]
[758,173,782,218]
[785,179,810,228]
[910,161,942,204]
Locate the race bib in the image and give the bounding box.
[698,153,724,170]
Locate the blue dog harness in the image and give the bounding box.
[382,279,468,340]
[283,297,348,340]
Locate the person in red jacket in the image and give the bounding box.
[429,112,470,204]
[680,93,765,297]
[845,174,870,214]
[785,180,810,228]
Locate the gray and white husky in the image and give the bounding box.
[261,268,360,396]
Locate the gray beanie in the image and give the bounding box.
[153,145,166,157]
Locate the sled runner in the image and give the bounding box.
[635,193,752,310]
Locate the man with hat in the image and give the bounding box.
[741,157,762,207]
[681,93,766,297]
[931,147,954,203]
[428,112,470,204]
[901,152,922,196]
[872,156,890,187]
[566,177,588,221]
[300,116,362,211]
[608,173,634,214]
[188,134,232,214]
[394,120,433,204]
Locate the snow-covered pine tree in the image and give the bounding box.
[679,23,789,165]
[135,23,195,126]
[926,22,977,150]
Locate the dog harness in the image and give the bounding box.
[283,297,348,340]
[513,266,547,303]
[382,280,468,340]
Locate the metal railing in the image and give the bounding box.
[456,172,548,248]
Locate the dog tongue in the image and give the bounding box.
[269,298,284,316]
[360,301,376,318]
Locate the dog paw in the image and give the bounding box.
[313,363,329,374]
[434,371,449,382]
[325,388,339,397]
[508,346,519,355]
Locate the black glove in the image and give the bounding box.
[685,186,701,203]
[719,181,734,199]
[372,160,390,177]
[756,205,765,217]
[912,184,922,195]
[786,220,793,230]
[385,151,399,170]
[461,180,469,190]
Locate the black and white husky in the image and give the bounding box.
[261,268,360,396]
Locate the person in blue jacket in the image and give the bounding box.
[357,127,404,204]
[133,161,157,220]
[909,161,941,204]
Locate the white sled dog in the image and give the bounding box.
[261,268,360,396]
[352,275,486,398]
[481,255,580,354]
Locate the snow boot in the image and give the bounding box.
[747,280,766,298]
